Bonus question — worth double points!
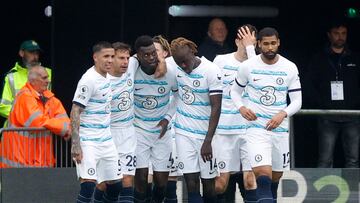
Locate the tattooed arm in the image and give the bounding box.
[70,103,84,164]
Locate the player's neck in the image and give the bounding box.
[140,65,156,75]
[109,70,123,77]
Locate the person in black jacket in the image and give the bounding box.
[198,18,232,61]
[307,20,360,168]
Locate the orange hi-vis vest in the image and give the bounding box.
[0,82,70,168]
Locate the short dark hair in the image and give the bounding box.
[92,41,113,54]
[258,27,279,41]
[112,42,131,53]
[327,19,348,32]
[236,24,257,39]
[134,35,154,52]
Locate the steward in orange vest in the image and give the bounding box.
[0,65,70,168]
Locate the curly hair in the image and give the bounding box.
[170,37,198,55]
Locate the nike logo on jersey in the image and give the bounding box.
[209,170,216,175]
[217,74,221,80]
[135,88,143,91]
[224,74,231,77]
[177,74,182,78]
[102,93,107,97]
[253,78,261,81]
[128,168,134,171]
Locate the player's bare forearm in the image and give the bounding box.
[70,103,83,161]
[205,94,222,142]
[201,94,221,161]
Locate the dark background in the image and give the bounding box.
[0,0,359,168]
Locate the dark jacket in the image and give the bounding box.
[198,36,231,61]
[306,45,360,121]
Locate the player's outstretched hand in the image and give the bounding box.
[200,140,213,162]
[157,119,169,139]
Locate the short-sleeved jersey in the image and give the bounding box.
[167,56,223,139]
[133,60,178,134]
[109,57,138,129]
[73,67,112,145]
[234,55,301,132]
[213,53,248,134]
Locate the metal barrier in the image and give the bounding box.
[290,109,360,168]
[0,127,73,168]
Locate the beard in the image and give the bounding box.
[262,51,277,60]
[332,40,346,49]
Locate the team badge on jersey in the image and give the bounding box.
[276,77,284,85]
[193,80,200,87]
[255,154,262,162]
[158,86,166,94]
[127,79,133,86]
[178,162,184,169]
[218,161,226,169]
[88,168,95,175]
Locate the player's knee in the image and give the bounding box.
[215,177,227,194]
[243,172,257,190]
[122,175,134,187]
[96,182,107,191]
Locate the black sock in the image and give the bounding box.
[271,182,279,203]
[146,183,153,202]
[94,187,105,203]
[188,192,203,203]
[119,186,134,202]
[103,182,122,203]
[77,182,95,203]
[216,193,226,203]
[164,181,177,203]
[256,176,272,203]
[152,185,166,203]
[245,189,257,202]
[134,189,147,203]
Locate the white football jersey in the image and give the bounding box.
[133,61,178,134]
[167,56,223,139]
[109,57,138,128]
[73,66,112,144]
[213,53,248,134]
[234,55,301,132]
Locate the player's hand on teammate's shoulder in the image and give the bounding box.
[154,56,167,78]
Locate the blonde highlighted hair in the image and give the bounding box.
[153,35,171,57]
